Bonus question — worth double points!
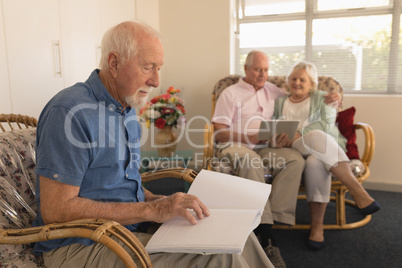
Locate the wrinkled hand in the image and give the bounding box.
[270,133,287,148]
[148,192,210,225]
[271,132,300,148]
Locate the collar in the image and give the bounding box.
[239,77,265,92]
[87,69,131,114]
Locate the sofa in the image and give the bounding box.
[203,75,375,230]
[0,127,41,266]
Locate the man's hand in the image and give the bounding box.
[39,176,208,226]
[323,91,342,108]
[147,192,210,225]
[213,123,262,146]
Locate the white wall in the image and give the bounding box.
[158,0,231,167]
[135,0,159,30]
[343,95,402,192]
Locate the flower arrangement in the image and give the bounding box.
[140,86,185,129]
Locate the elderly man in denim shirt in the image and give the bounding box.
[33,21,273,267]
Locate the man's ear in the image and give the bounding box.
[108,52,119,78]
[244,65,248,73]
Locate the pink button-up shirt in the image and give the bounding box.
[212,78,287,148]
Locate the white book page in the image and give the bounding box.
[188,170,271,212]
[145,209,260,254]
[145,170,271,254]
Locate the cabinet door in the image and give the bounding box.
[59,0,103,87]
[2,0,65,118]
[0,3,12,113]
[59,0,136,88]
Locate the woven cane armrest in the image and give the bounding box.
[0,219,152,268]
[141,167,197,184]
[0,113,203,267]
[0,114,38,132]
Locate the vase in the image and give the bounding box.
[155,126,177,157]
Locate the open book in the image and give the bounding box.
[145,169,271,255]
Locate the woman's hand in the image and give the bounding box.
[271,133,288,148]
[286,131,301,147]
[271,132,301,148]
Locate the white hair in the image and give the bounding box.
[124,86,153,109]
[244,50,270,68]
[99,21,162,70]
[286,61,318,91]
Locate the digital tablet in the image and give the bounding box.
[258,120,300,140]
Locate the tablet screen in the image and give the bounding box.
[258,120,299,140]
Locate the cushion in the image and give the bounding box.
[350,159,365,177]
[0,128,39,267]
[336,107,359,159]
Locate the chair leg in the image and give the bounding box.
[336,187,347,226]
[273,187,372,230]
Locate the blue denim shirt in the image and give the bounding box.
[33,69,144,254]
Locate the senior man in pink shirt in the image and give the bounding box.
[212,50,339,268]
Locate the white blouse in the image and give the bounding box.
[282,97,311,130]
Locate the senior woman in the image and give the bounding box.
[273,61,380,250]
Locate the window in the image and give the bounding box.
[234,0,402,93]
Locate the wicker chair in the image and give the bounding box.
[203,76,375,230]
[0,113,38,132]
[0,114,196,267]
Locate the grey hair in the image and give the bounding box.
[244,50,270,68]
[99,21,162,70]
[286,61,318,91]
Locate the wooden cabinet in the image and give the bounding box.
[1,0,136,118]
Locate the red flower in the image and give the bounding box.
[140,86,185,129]
[176,104,185,114]
[161,94,171,101]
[155,118,166,129]
[167,86,181,94]
[162,107,175,114]
[139,106,147,115]
[150,97,159,104]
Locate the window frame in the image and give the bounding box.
[233,0,402,94]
